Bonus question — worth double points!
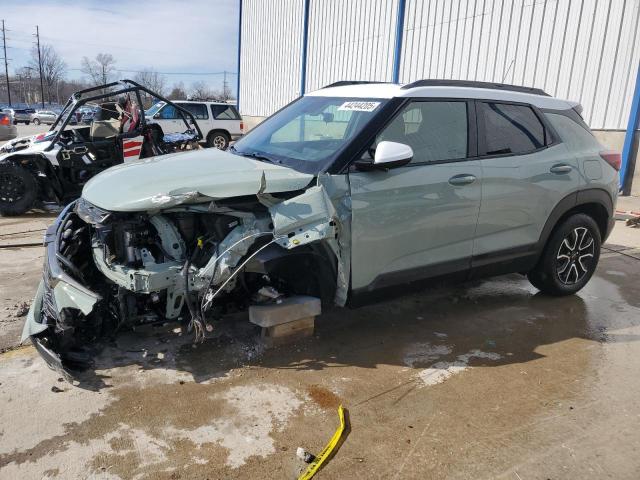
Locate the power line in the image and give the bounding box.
[34,25,44,108]
[67,68,238,76]
[2,20,11,105]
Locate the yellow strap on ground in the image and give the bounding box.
[298,405,348,480]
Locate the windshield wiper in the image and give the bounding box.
[233,148,278,164]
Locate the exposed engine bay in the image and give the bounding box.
[29,182,350,371]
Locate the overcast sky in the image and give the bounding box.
[1,0,239,92]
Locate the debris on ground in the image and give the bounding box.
[50,386,65,393]
[296,447,316,463]
[14,302,29,317]
[626,216,640,228]
[297,405,349,480]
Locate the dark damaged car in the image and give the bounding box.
[22,81,618,375]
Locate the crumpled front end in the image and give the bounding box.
[22,203,102,374]
[23,175,352,375]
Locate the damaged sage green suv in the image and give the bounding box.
[23,80,618,374]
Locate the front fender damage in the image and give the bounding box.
[23,173,352,374]
[268,177,351,306]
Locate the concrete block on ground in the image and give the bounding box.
[249,296,320,347]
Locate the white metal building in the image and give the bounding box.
[238,0,640,192]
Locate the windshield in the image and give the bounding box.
[232,96,386,174]
[146,101,165,117]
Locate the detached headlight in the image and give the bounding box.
[75,198,111,225]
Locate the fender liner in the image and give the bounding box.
[244,242,338,305]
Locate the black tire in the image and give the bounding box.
[528,213,601,296]
[0,163,38,216]
[33,118,41,125]
[25,121,30,125]
[207,130,230,150]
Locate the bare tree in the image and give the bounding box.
[81,53,117,86]
[29,44,66,103]
[167,82,187,100]
[132,69,167,107]
[133,69,166,95]
[14,66,39,105]
[189,81,214,100]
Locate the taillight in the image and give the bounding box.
[600,151,621,171]
[240,121,244,133]
[0,115,9,126]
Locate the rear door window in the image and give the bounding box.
[180,103,209,120]
[211,104,240,120]
[480,102,546,155]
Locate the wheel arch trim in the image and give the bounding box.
[536,188,613,254]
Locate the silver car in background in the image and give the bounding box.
[0,111,17,141]
[6,108,36,125]
[32,110,58,125]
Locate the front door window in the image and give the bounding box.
[372,100,468,164]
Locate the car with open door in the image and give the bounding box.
[0,79,203,215]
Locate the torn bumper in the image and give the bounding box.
[21,203,100,372]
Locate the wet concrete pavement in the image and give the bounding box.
[0,217,639,479]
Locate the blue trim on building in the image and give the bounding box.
[236,0,243,110]
[392,0,407,83]
[620,63,640,193]
[300,0,311,95]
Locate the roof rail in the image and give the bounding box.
[401,79,550,97]
[322,80,389,89]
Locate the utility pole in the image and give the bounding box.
[2,20,11,106]
[223,70,228,100]
[35,25,45,108]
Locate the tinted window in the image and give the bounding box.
[480,102,545,155]
[232,96,385,173]
[180,103,208,119]
[545,113,597,151]
[211,104,240,120]
[158,104,179,119]
[375,101,468,163]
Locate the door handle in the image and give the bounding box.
[550,164,572,174]
[448,174,477,186]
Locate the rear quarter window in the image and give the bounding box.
[544,112,600,152]
[480,102,546,155]
[211,105,240,120]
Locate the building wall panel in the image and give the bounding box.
[239,0,304,117]
[240,0,640,130]
[399,0,640,129]
[305,0,399,92]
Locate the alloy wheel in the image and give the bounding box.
[555,227,595,285]
[0,173,26,203]
[212,135,227,149]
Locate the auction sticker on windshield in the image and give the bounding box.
[337,101,381,112]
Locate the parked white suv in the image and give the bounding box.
[146,100,243,149]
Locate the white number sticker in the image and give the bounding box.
[337,101,381,112]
